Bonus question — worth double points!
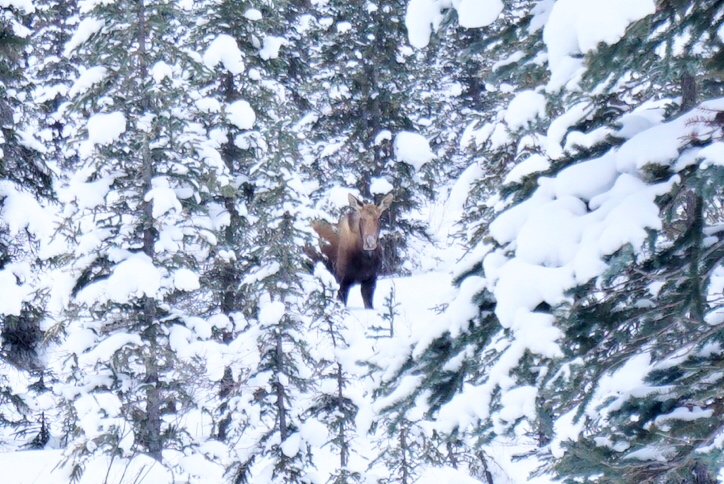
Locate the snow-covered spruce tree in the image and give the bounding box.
[367,288,503,479]
[187,2,328,481]
[29,0,79,169]
[382,0,724,482]
[304,267,364,483]
[373,0,554,468]
[449,0,552,247]
[532,1,724,481]
[471,1,724,480]
[55,0,228,479]
[223,126,321,482]
[297,0,435,275]
[191,0,285,447]
[368,420,424,483]
[545,118,724,483]
[0,0,56,448]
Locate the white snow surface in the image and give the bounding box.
[0,267,31,316]
[323,185,363,209]
[546,102,590,158]
[405,0,445,49]
[244,8,262,20]
[0,181,52,239]
[151,61,174,83]
[64,17,104,56]
[259,300,285,327]
[503,154,551,184]
[0,0,34,13]
[455,0,503,28]
[78,0,117,13]
[505,90,547,130]
[105,253,163,303]
[0,450,173,483]
[144,176,182,218]
[68,66,108,97]
[370,176,394,195]
[698,141,724,169]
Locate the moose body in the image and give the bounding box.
[309,193,393,309]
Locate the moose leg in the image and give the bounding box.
[338,280,352,306]
[361,278,377,310]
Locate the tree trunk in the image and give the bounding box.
[476,451,495,484]
[137,0,162,460]
[680,70,697,113]
[275,329,288,470]
[143,341,163,460]
[399,426,409,484]
[687,189,704,323]
[336,363,348,468]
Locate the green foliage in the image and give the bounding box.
[297,0,441,274]
[306,272,364,482]
[545,130,724,483]
[377,1,724,483]
[0,0,56,450]
[50,0,231,476]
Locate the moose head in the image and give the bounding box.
[348,193,394,252]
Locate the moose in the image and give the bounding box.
[307,193,394,309]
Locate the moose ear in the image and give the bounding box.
[378,193,393,212]
[348,193,364,210]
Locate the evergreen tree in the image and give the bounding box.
[55,0,227,478]
[548,151,724,483]
[0,0,54,448]
[298,0,435,274]
[381,0,724,482]
[189,2,329,481]
[29,0,78,167]
[537,1,724,481]
[454,0,551,246]
[224,122,320,482]
[373,0,554,463]
[306,268,364,483]
[2,0,722,482]
[191,0,280,447]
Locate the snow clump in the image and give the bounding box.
[226,100,256,130]
[504,90,547,130]
[394,131,435,170]
[405,0,504,48]
[203,34,245,74]
[79,111,126,158]
[259,36,285,60]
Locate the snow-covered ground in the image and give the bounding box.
[1,0,721,481]
[0,274,548,484]
[5,87,722,484]
[0,178,549,483]
[0,449,171,483]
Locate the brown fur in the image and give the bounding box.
[308,193,393,309]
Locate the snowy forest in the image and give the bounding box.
[0,0,723,482]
